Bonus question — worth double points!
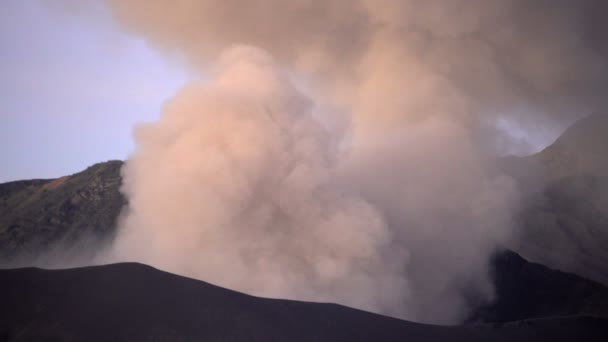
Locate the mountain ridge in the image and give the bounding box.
[2,261,607,341]
[506,113,608,284]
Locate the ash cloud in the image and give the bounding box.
[99,0,608,323]
[106,47,410,318]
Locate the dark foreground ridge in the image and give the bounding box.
[472,250,608,323]
[1,263,607,342]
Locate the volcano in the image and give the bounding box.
[1,262,607,341]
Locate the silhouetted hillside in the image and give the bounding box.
[1,263,607,342]
[472,250,608,323]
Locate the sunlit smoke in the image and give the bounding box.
[107,47,410,318]
[98,0,608,323]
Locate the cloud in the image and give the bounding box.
[106,46,410,318]
[99,0,608,323]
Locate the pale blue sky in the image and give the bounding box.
[0,1,190,182]
[0,2,563,183]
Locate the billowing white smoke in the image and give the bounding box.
[106,44,518,323]
[109,47,410,317]
[97,0,607,324]
[336,120,519,322]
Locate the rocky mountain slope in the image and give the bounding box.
[505,114,608,284]
[1,262,607,342]
[0,161,125,265]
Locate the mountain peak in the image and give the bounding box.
[536,113,608,180]
[0,160,125,264]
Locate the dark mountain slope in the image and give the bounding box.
[472,250,608,323]
[0,161,125,263]
[505,114,608,284]
[1,263,607,342]
[536,113,608,179]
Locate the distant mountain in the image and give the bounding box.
[0,161,125,264]
[1,262,607,342]
[504,114,608,285]
[2,117,606,276]
[536,113,608,179]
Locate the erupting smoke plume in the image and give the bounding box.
[110,47,410,317]
[98,0,608,323]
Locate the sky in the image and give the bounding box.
[0,1,189,182]
[0,1,574,183]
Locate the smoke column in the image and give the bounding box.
[100,0,608,323]
[110,47,410,317]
